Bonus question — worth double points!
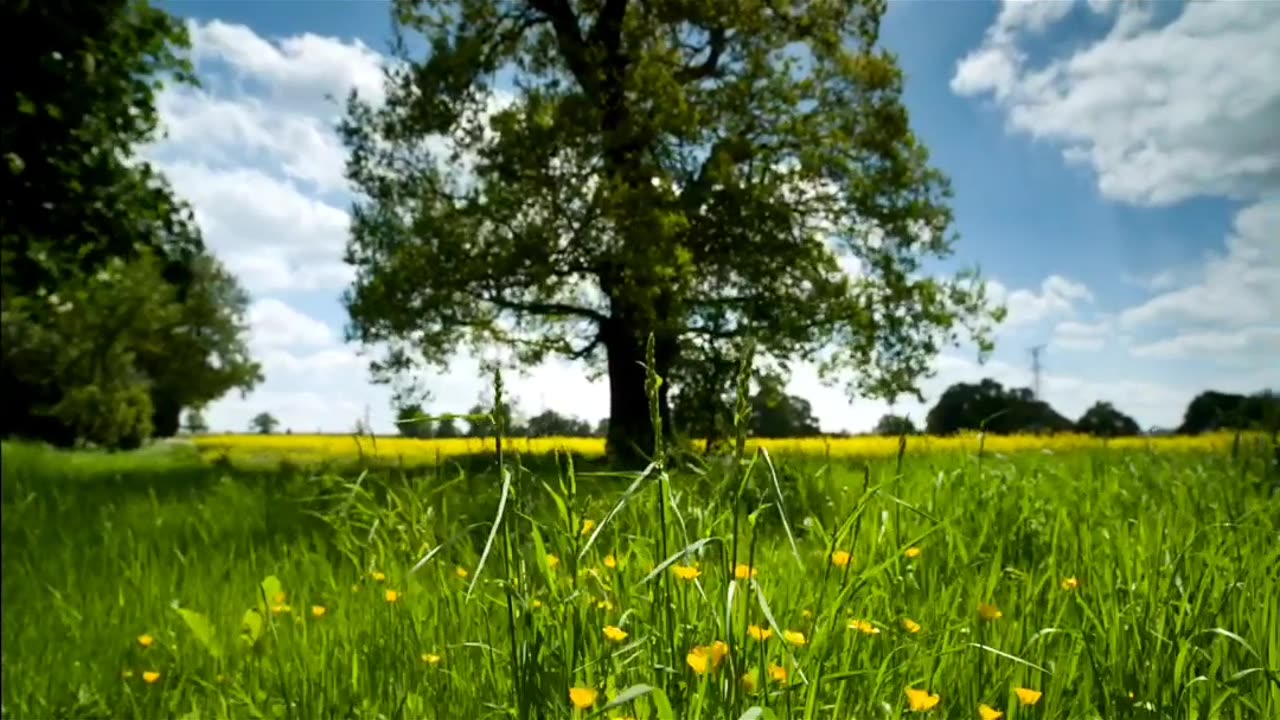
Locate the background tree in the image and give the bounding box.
[434,417,461,438]
[250,413,279,436]
[526,409,593,437]
[1178,390,1280,434]
[1,0,257,448]
[395,402,433,438]
[873,414,918,436]
[750,373,822,438]
[1075,401,1140,437]
[925,379,1073,435]
[182,408,209,435]
[340,0,1000,464]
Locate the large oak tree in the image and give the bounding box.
[341,0,1001,462]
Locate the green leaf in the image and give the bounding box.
[240,608,264,648]
[175,607,221,658]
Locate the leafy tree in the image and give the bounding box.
[183,408,209,434]
[339,0,1001,464]
[1178,390,1280,434]
[434,416,461,438]
[250,412,280,435]
[395,402,433,438]
[925,379,1073,435]
[750,374,822,438]
[1075,401,1140,438]
[526,409,593,437]
[1,0,257,447]
[464,400,526,438]
[873,414,917,436]
[593,418,610,438]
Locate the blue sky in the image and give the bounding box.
[149,0,1279,434]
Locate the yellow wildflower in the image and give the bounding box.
[710,640,729,669]
[768,663,788,685]
[747,624,773,641]
[271,604,291,616]
[546,554,561,571]
[569,687,598,710]
[905,687,941,711]
[831,550,852,568]
[734,563,758,581]
[741,670,759,693]
[530,599,543,609]
[902,618,922,634]
[596,599,614,611]
[603,554,618,569]
[801,609,814,621]
[142,671,161,685]
[580,519,596,536]
[370,571,386,583]
[905,546,922,559]
[686,646,711,674]
[672,564,701,581]
[311,605,327,619]
[385,589,400,603]
[783,629,807,646]
[1061,576,1080,591]
[603,625,628,643]
[455,566,469,579]
[848,619,880,635]
[272,591,287,604]
[1015,688,1042,706]
[136,634,154,649]
[421,653,441,666]
[978,602,1003,621]
[978,704,1004,720]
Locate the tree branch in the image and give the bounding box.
[528,0,596,92]
[485,294,608,323]
[675,26,727,83]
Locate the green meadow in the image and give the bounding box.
[2,438,1278,720]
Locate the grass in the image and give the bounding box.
[2,433,1278,719]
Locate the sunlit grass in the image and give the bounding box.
[2,435,1277,718]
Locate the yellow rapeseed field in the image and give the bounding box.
[191,431,1255,467]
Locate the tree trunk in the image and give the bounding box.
[602,316,675,468]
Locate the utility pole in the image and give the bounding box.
[1030,345,1046,400]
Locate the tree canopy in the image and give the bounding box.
[340,0,1000,463]
[873,413,917,436]
[925,379,1073,435]
[1,0,260,448]
[1075,401,1140,438]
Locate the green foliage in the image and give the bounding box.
[1075,401,1140,438]
[873,413,917,436]
[250,413,280,435]
[183,409,210,435]
[1178,390,1280,434]
[925,379,1074,435]
[394,403,433,438]
[0,0,259,449]
[525,409,593,437]
[340,0,1002,461]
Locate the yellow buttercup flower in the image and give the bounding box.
[734,563,758,580]
[1061,576,1080,591]
[142,671,161,684]
[831,550,852,568]
[580,519,596,536]
[311,605,327,619]
[596,598,614,611]
[740,669,759,692]
[848,619,880,635]
[271,603,291,616]
[747,624,773,641]
[710,640,729,669]
[672,564,701,581]
[530,599,543,609]
[603,554,617,569]
[136,634,154,649]
[568,687,598,710]
[686,646,711,674]
[902,618,922,634]
[801,609,814,621]
[978,603,1003,621]
[455,566,469,579]
[978,704,1004,720]
[421,652,441,666]
[783,629,807,646]
[905,546,922,559]
[370,571,386,583]
[1015,688,1043,706]
[546,554,561,571]
[768,663,788,685]
[905,687,941,711]
[603,625,628,643]
[384,589,400,603]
